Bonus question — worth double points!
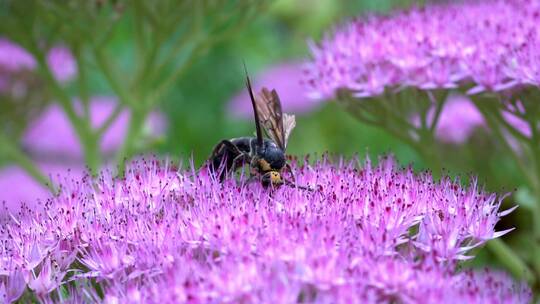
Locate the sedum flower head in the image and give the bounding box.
[0,156,530,303]
[304,0,540,99]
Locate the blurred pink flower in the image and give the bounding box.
[0,38,36,72]
[502,111,531,138]
[412,95,537,147]
[228,61,321,118]
[23,96,166,159]
[435,95,485,144]
[411,94,485,144]
[499,109,535,153]
[46,46,77,84]
[0,37,76,84]
[0,164,84,215]
[1,96,166,214]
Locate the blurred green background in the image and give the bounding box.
[158,0,423,164]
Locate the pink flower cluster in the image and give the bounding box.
[0,157,530,303]
[410,94,485,144]
[0,37,77,89]
[0,38,166,213]
[0,97,166,213]
[304,0,540,99]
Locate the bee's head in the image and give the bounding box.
[251,140,286,186]
[261,171,283,187]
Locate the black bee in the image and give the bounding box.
[208,67,297,187]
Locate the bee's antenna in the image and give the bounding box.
[243,61,263,149]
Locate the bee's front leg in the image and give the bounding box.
[283,163,297,184]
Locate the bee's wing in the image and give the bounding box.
[282,113,296,150]
[255,88,296,151]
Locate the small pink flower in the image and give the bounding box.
[0,269,27,303]
[0,38,36,72]
[435,95,485,144]
[46,46,77,84]
[27,258,66,296]
[22,96,166,159]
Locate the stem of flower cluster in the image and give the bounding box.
[487,239,535,284]
[0,135,56,193]
[116,108,147,176]
[473,96,540,284]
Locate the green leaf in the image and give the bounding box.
[515,186,536,211]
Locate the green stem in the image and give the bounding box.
[73,43,91,120]
[427,90,447,134]
[0,135,55,193]
[487,239,535,285]
[338,96,425,159]
[474,96,540,286]
[473,99,536,189]
[115,109,147,175]
[25,40,101,173]
[417,135,442,177]
[81,134,101,175]
[97,104,124,137]
[94,47,133,106]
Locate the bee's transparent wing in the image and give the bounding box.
[255,88,296,151]
[282,113,296,150]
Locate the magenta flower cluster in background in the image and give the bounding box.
[410,94,485,144]
[0,37,77,87]
[23,97,165,160]
[0,98,166,213]
[410,94,534,145]
[0,37,166,213]
[0,38,36,73]
[304,0,540,99]
[0,157,530,303]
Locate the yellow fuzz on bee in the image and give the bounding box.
[269,171,282,184]
[258,159,272,172]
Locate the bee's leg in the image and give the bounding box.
[283,163,297,184]
[209,140,243,181]
[281,164,315,192]
[230,153,251,173]
[210,140,242,159]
